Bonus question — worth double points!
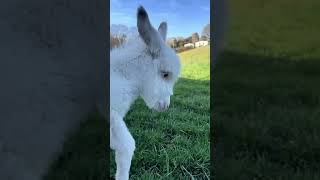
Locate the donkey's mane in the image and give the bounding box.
[111,36,147,64]
[110,36,153,80]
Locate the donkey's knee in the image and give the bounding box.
[110,129,115,150]
[110,128,136,155]
[110,112,136,154]
[117,133,136,156]
[127,135,136,155]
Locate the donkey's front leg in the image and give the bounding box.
[110,112,136,180]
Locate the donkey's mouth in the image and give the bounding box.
[153,101,169,112]
[153,107,166,112]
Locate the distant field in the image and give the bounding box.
[44,46,210,180]
[213,0,320,179]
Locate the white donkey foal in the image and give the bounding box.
[110,6,181,180]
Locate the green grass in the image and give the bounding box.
[213,0,320,179]
[44,46,210,179]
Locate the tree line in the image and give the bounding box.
[166,23,210,52]
[110,23,210,53]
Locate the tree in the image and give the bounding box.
[201,24,210,41]
[172,38,178,48]
[110,34,126,49]
[200,35,207,41]
[177,39,185,47]
[166,38,178,48]
[185,36,192,44]
[191,32,200,43]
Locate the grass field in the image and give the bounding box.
[213,0,320,179]
[44,46,210,179]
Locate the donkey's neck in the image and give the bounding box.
[111,37,152,87]
[110,75,140,116]
[110,38,151,116]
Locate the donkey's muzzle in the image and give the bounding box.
[154,101,169,112]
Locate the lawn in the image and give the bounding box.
[213,0,320,179]
[44,46,210,179]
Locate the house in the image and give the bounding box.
[195,40,209,48]
[184,43,194,48]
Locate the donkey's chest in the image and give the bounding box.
[110,74,139,117]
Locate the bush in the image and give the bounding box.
[110,34,126,50]
[175,46,194,53]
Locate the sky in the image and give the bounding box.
[110,0,210,38]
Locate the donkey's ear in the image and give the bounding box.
[137,6,154,46]
[158,22,167,41]
[137,6,161,52]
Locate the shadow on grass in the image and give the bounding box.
[43,113,107,180]
[213,51,320,180]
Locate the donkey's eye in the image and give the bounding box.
[161,71,170,80]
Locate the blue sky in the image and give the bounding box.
[110,0,210,38]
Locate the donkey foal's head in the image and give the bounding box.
[137,6,181,112]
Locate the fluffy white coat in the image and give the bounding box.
[110,6,181,180]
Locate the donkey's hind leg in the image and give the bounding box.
[110,112,136,180]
